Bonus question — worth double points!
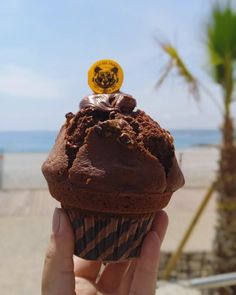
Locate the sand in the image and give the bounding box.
[158,282,200,295]
[0,147,218,294]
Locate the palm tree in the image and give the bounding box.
[207,4,236,295]
[156,3,236,294]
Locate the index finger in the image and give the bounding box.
[130,211,168,295]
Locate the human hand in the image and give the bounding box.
[41,208,168,295]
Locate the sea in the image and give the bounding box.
[0,130,221,153]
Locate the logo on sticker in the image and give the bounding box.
[88,59,123,94]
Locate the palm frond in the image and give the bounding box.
[156,42,201,102]
[207,2,236,86]
[156,41,224,113]
[154,60,173,89]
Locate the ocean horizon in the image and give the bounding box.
[0,129,221,153]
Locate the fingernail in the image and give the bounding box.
[52,208,61,234]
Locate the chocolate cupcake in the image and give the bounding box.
[42,60,184,261]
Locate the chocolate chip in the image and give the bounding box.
[124,116,133,123]
[131,121,139,133]
[66,141,71,147]
[94,125,103,135]
[65,112,74,121]
[119,133,131,144]
[109,111,116,119]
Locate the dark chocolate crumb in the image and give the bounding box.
[94,126,103,136]
[65,112,74,124]
[109,111,117,119]
[119,133,131,145]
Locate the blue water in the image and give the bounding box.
[171,129,221,149]
[0,130,221,153]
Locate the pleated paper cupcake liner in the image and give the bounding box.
[63,206,155,262]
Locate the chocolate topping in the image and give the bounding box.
[79,92,136,113]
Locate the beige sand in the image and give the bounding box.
[0,147,218,294]
[158,282,200,294]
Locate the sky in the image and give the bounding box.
[0,0,233,131]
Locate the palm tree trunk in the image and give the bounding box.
[213,115,236,294]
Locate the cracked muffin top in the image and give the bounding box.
[65,93,174,175]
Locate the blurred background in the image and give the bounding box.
[1,0,236,294]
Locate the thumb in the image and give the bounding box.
[130,211,168,295]
[41,208,75,295]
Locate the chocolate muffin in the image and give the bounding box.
[42,92,184,261]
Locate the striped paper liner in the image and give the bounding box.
[64,207,155,262]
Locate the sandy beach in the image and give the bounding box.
[0,147,218,294]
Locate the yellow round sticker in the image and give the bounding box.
[88,59,124,94]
